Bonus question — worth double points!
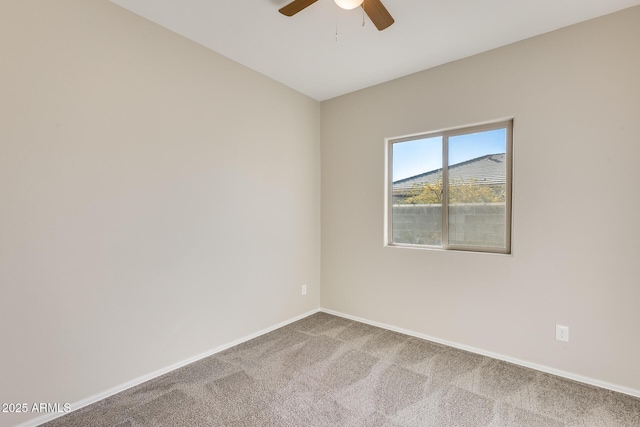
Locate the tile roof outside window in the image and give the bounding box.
[392,153,506,198]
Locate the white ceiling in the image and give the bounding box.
[110,0,640,101]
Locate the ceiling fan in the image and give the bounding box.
[279,0,394,31]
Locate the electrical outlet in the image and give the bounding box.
[556,324,569,342]
[301,284,307,296]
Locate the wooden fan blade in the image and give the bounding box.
[279,0,319,16]
[362,0,394,31]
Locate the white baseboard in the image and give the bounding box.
[14,305,639,427]
[320,308,640,399]
[15,308,321,427]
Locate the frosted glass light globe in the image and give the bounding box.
[334,0,364,10]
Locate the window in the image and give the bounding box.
[387,120,512,254]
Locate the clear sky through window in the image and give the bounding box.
[392,128,507,181]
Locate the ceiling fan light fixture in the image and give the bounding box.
[334,0,364,10]
[279,0,393,31]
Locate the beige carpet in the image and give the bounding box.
[43,312,640,426]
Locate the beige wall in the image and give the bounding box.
[321,6,640,393]
[0,1,320,425]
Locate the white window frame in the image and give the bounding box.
[385,120,513,254]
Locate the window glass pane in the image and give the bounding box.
[447,128,507,249]
[391,136,442,245]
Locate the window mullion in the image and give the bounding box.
[442,135,449,248]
